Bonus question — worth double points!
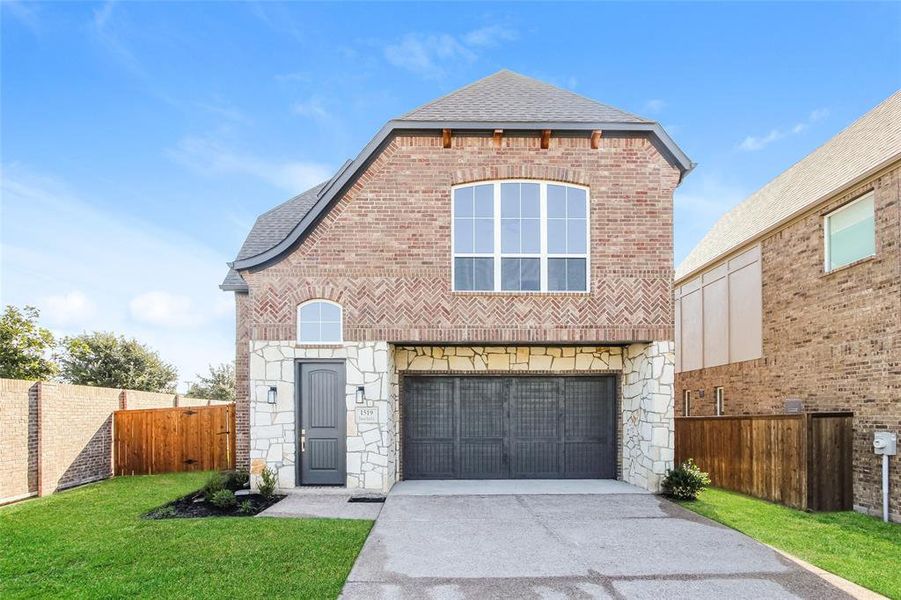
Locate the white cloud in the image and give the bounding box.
[0,164,234,390]
[40,291,96,326]
[462,25,518,48]
[293,97,332,121]
[644,99,666,114]
[738,107,829,151]
[129,291,195,328]
[384,25,518,79]
[169,135,333,192]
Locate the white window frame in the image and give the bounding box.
[296,299,343,345]
[823,191,876,272]
[683,390,691,416]
[451,179,591,293]
[714,386,724,416]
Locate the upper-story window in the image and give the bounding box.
[452,180,589,292]
[824,192,875,272]
[297,300,342,344]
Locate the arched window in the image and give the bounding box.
[452,180,589,292]
[297,300,343,344]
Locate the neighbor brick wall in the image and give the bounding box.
[0,380,39,502]
[676,162,901,518]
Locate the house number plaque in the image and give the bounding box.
[355,407,378,423]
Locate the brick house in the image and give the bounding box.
[674,91,900,519]
[222,70,693,492]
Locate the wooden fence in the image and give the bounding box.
[114,404,235,476]
[675,413,853,511]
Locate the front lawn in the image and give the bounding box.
[0,472,372,599]
[678,487,900,598]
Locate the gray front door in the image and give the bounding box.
[297,361,346,485]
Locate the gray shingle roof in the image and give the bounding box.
[399,70,649,124]
[219,268,247,291]
[676,90,901,281]
[235,182,327,261]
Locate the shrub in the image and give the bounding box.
[210,489,237,510]
[223,469,250,491]
[258,466,279,499]
[202,472,227,501]
[238,500,253,515]
[662,458,711,501]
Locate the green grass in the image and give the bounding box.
[0,472,373,599]
[678,487,901,598]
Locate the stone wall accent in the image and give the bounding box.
[622,342,676,492]
[248,341,393,491]
[676,162,900,519]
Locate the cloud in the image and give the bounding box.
[169,135,333,192]
[293,96,332,121]
[644,99,666,114]
[738,108,829,151]
[129,291,195,328]
[40,291,96,326]
[462,25,518,48]
[384,25,518,79]
[3,0,41,32]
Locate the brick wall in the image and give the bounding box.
[0,379,219,503]
[234,130,681,470]
[676,162,901,519]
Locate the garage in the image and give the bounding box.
[402,375,617,479]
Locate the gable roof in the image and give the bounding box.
[222,70,693,288]
[676,90,901,282]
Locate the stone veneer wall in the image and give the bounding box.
[248,341,394,491]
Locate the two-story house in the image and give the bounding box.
[221,70,693,493]
[674,91,900,520]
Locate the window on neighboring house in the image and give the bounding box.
[452,180,590,292]
[297,300,342,344]
[715,386,724,416]
[824,192,876,272]
[683,390,692,416]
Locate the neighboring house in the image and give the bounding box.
[222,70,693,492]
[674,91,900,519]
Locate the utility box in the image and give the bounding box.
[874,431,897,456]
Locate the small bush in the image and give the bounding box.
[238,500,253,515]
[202,472,227,501]
[662,458,711,501]
[258,466,279,499]
[210,489,237,510]
[223,469,250,491]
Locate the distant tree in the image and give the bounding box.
[185,362,235,402]
[57,332,178,392]
[0,305,57,380]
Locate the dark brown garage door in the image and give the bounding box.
[402,375,616,479]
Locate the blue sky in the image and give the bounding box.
[2,1,899,387]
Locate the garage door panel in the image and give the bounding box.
[566,442,613,478]
[565,379,613,441]
[405,378,454,439]
[459,379,505,438]
[405,441,455,478]
[511,378,559,438]
[460,441,506,478]
[512,441,562,478]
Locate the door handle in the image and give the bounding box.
[300,429,306,453]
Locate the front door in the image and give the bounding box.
[297,361,346,485]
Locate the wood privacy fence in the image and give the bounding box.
[675,413,853,512]
[114,404,235,476]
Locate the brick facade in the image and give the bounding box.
[234,131,681,471]
[676,162,901,519]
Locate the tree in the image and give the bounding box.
[0,305,57,380]
[185,362,235,402]
[57,332,178,392]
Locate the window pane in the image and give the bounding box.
[299,322,320,342]
[521,258,540,290]
[521,183,540,217]
[548,258,567,291]
[521,219,540,253]
[547,219,566,254]
[320,302,341,322]
[567,219,587,253]
[567,188,587,218]
[300,302,320,322]
[828,196,875,270]
[501,219,520,253]
[454,257,473,290]
[473,258,494,290]
[474,185,494,217]
[320,321,341,342]
[454,218,473,253]
[548,185,566,218]
[473,218,494,253]
[454,187,473,217]
[501,183,519,217]
[501,258,519,290]
[567,258,587,291]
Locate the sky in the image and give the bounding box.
[2,1,900,389]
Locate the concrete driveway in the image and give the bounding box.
[341,480,852,600]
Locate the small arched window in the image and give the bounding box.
[297,300,343,344]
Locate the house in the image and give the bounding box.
[221,70,693,492]
[674,91,901,519]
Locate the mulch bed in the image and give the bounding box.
[145,491,286,519]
